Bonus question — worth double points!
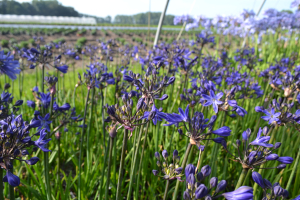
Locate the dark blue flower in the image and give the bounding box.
[164,105,190,125]
[56,65,68,73]
[37,92,51,109]
[212,126,231,137]
[34,129,51,152]
[201,90,223,113]
[26,100,36,109]
[3,170,20,187]
[277,157,294,164]
[37,113,52,132]
[142,105,167,125]
[261,108,281,124]
[249,128,273,148]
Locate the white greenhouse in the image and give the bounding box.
[0,14,96,25]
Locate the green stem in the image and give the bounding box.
[163,180,170,200]
[87,88,95,171]
[235,168,249,190]
[78,88,90,200]
[126,122,147,199]
[97,141,109,200]
[105,137,114,200]
[116,129,128,200]
[135,122,150,198]
[286,147,300,191]
[101,90,106,148]
[172,143,192,200]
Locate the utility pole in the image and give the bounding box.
[153,0,170,48]
[256,0,267,16]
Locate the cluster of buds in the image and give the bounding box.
[183,164,227,200]
[220,127,293,170]
[164,105,231,149]
[252,171,290,200]
[44,75,58,95]
[0,114,51,187]
[123,69,175,105]
[0,84,23,120]
[105,94,150,136]
[152,149,183,180]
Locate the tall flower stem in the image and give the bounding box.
[163,180,170,200]
[9,165,14,200]
[235,168,249,190]
[286,147,300,191]
[172,143,192,200]
[135,122,150,198]
[101,90,106,148]
[86,88,95,171]
[105,137,114,200]
[78,88,90,200]
[116,129,128,200]
[127,122,147,199]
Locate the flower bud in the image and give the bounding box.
[252,171,265,189]
[162,150,168,160]
[4,83,10,90]
[277,164,286,169]
[156,161,161,167]
[109,126,117,138]
[210,177,218,188]
[195,184,208,199]
[215,180,227,193]
[152,170,158,176]
[183,191,191,200]
[178,129,183,135]
[265,154,279,160]
[236,139,241,146]
[274,142,281,149]
[274,186,284,197]
[154,152,160,160]
[55,131,61,140]
[173,149,178,159]
[263,179,272,189]
[201,165,211,177]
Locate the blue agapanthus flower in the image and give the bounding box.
[37,113,52,132]
[142,104,167,125]
[201,90,223,113]
[261,108,281,124]
[37,92,51,109]
[0,51,21,80]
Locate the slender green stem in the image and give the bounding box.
[127,122,147,199]
[96,141,109,200]
[116,129,128,200]
[235,168,249,190]
[286,147,300,191]
[135,122,150,198]
[78,88,90,200]
[163,180,170,200]
[101,90,106,148]
[105,137,114,200]
[87,88,95,171]
[172,143,192,200]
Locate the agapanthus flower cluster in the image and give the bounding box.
[200,85,248,117]
[220,127,293,170]
[234,47,262,71]
[0,86,23,120]
[256,98,300,126]
[183,164,227,199]
[105,94,150,136]
[252,171,290,200]
[152,149,183,180]
[123,68,175,106]
[164,105,231,148]
[0,114,51,187]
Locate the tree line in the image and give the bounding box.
[0,0,175,25]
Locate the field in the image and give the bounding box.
[0,25,300,200]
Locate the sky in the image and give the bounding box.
[14,0,296,19]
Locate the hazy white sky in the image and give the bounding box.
[14,0,296,18]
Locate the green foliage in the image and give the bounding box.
[28,38,36,46]
[0,39,9,48]
[53,38,66,44]
[76,37,87,48]
[18,40,28,49]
